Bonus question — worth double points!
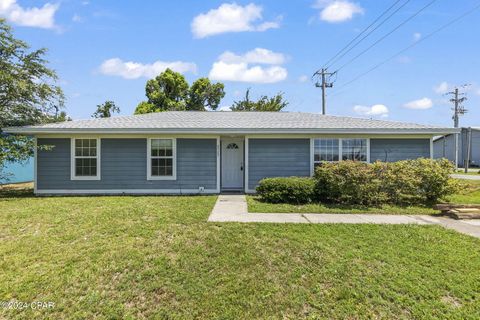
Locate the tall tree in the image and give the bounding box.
[92,100,120,118]
[0,19,64,181]
[134,69,225,114]
[230,89,288,111]
[188,77,225,111]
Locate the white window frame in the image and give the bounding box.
[311,137,370,169]
[147,138,177,181]
[70,138,101,181]
[340,138,370,162]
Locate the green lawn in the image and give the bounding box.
[248,179,480,215]
[447,180,480,204]
[1,188,480,319]
[455,170,480,175]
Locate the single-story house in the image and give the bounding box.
[3,111,457,195]
[433,127,480,167]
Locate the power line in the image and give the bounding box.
[324,0,410,69]
[330,2,480,96]
[334,0,439,72]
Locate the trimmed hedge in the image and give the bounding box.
[257,159,459,206]
[256,177,315,204]
[314,161,387,206]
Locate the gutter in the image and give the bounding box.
[2,127,461,135]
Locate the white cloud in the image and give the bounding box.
[403,97,433,110]
[209,61,287,83]
[99,58,197,79]
[353,104,389,117]
[191,3,280,38]
[413,32,422,41]
[219,48,287,65]
[72,14,83,23]
[208,48,287,83]
[313,0,364,23]
[434,81,449,94]
[299,75,309,82]
[0,0,59,29]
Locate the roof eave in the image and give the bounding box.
[2,127,460,135]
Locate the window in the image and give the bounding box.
[312,138,369,168]
[314,139,339,164]
[71,138,100,180]
[148,138,176,180]
[342,139,368,161]
[226,143,239,149]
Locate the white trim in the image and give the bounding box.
[37,134,224,139]
[338,139,343,161]
[35,189,219,195]
[7,128,460,135]
[70,138,101,181]
[34,137,38,193]
[244,137,249,193]
[147,138,177,181]
[366,138,371,163]
[309,138,314,176]
[216,137,220,192]
[310,138,371,169]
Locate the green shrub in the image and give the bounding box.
[314,161,388,206]
[314,158,458,206]
[257,159,458,206]
[256,177,315,204]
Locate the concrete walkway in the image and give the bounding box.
[208,195,480,238]
[451,174,480,180]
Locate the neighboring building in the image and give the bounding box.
[433,127,480,167]
[3,111,457,195]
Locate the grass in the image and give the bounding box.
[248,179,480,215]
[455,169,480,175]
[447,180,480,204]
[1,187,480,318]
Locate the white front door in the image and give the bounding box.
[221,138,244,190]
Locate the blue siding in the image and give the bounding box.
[433,129,480,167]
[248,139,310,190]
[37,138,217,191]
[370,139,430,162]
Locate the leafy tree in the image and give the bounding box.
[230,89,288,111]
[134,69,225,114]
[92,100,120,118]
[134,101,157,115]
[0,19,64,182]
[188,77,225,111]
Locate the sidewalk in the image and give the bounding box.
[451,173,480,180]
[208,195,480,238]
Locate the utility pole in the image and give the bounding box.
[313,68,336,115]
[446,85,468,169]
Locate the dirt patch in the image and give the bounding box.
[441,295,462,308]
[0,181,33,190]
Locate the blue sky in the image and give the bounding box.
[2,0,480,127]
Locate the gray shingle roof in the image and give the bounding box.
[3,111,457,134]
